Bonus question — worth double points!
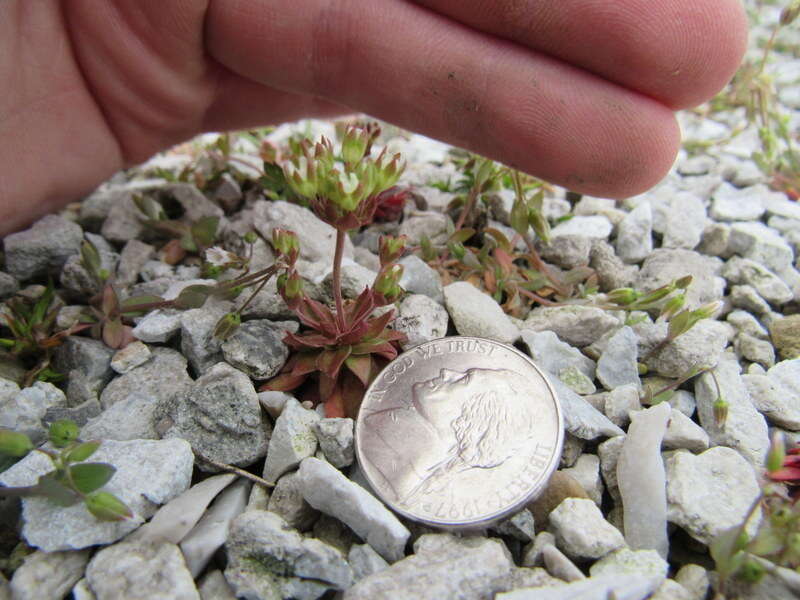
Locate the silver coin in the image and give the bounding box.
[355,336,563,529]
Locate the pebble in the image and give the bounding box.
[743,359,800,430]
[0,271,19,299]
[115,239,155,287]
[81,391,162,440]
[666,447,761,545]
[109,340,152,374]
[548,497,625,560]
[344,534,513,600]
[590,240,639,291]
[538,235,592,269]
[492,509,536,543]
[636,249,724,309]
[770,314,800,359]
[298,457,410,563]
[497,573,661,600]
[348,544,389,582]
[546,373,624,440]
[86,540,199,600]
[723,256,794,305]
[662,409,710,453]
[694,358,769,466]
[100,347,191,409]
[561,454,603,506]
[179,301,233,374]
[3,215,83,281]
[443,281,519,343]
[597,326,640,391]
[0,381,67,444]
[710,182,766,221]
[522,330,596,379]
[268,471,319,532]
[225,510,352,600]
[674,564,710,600]
[221,319,289,379]
[263,398,320,483]
[528,470,590,527]
[557,365,596,394]
[541,544,585,582]
[9,549,91,600]
[730,283,772,315]
[735,332,776,367]
[662,192,706,250]
[313,418,355,468]
[604,384,641,427]
[53,337,115,406]
[551,215,613,239]
[615,201,653,264]
[163,362,270,470]
[645,319,729,378]
[617,402,671,558]
[197,570,237,600]
[398,255,444,303]
[523,306,620,347]
[132,309,182,343]
[598,435,626,503]
[650,579,693,600]
[394,294,449,350]
[0,438,193,551]
[589,547,669,582]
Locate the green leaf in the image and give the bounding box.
[85,491,133,521]
[191,216,220,248]
[68,463,116,495]
[80,240,102,278]
[102,318,125,349]
[0,430,33,457]
[173,285,212,309]
[65,441,100,463]
[120,295,164,317]
[35,473,81,507]
[447,228,475,245]
[710,526,750,579]
[510,197,529,236]
[48,420,79,448]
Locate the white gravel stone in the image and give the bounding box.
[10,549,91,600]
[662,192,707,249]
[0,438,193,551]
[551,215,613,239]
[722,256,794,305]
[650,579,693,600]
[86,541,199,600]
[617,402,672,558]
[497,574,661,600]
[546,373,624,440]
[743,359,800,430]
[598,435,626,503]
[0,381,67,444]
[198,570,237,600]
[674,564,710,600]
[694,358,769,466]
[548,497,625,560]
[132,309,182,343]
[109,341,152,374]
[348,544,389,582]
[492,509,536,543]
[616,201,653,264]
[645,319,729,378]
[662,409,710,453]
[636,249,724,310]
[735,332,776,368]
[298,457,410,562]
[710,182,766,221]
[394,294,449,350]
[522,330,596,379]
[541,544,585,582]
[561,454,603,506]
[263,398,320,483]
[597,327,640,391]
[729,221,795,272]
[666,446,761,545]
[523,305,620,347]
[604,384,641,428]
[344,534,513,600]
[443,281,519,344]
[589,547,669,582]
[313,418,355,468]
[398,255,444,303]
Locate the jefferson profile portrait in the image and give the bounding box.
[358,367,537,509]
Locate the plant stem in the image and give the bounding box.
[196,454,274,489]
[522,233,569,296]
[332,229,347,332]
[454,186,479,231]
[235,272,273,316]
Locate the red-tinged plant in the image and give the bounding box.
[260,124,408,418]
[768,445,800,499]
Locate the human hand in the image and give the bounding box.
[0,0,746,234]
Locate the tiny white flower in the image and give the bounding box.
[205,246,238,267]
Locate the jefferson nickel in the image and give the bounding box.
[355,336,563,529]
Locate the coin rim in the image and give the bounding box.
[355,335,564,530]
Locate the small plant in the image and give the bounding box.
[711,433,800,597]
[257,125,408,417]
[0,420,132,521]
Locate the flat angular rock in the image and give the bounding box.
[86,540,199,600]
[546,373,624,440]
[100,347,191,409]
[132,309,182,343]
[589,547,669,582]
[723,256,793,305]
[344,533,513,600]
[268,471,319,532]
[551,215,613,239]
[636,249,724,310]
[313,418,354,468]
[3,215,83,281]
[743,359,800,430]
[710,182,766,221]
[617,402,671,558]
[225,511,352,600]
[615,201,653,264]
[662,409,710,453]
[348,543,390,582]
[443,281,519,344]
[694,359,769,466]
[729,221,794,272]
[597,326,640,390]
[180,302,233,374]
[0,382,67,444]
[398,255,444,303]
[394,294,449,350]
[771,314,800,360]
[53,337,115,406]
[604,384,641,428]
[591,240,638,291]
[735,333,776,368]
[497,573,661,600]
[81,391,162,440]
[110,340,152,374]
[524,306,619,347]
[662,192,706,250]
[298,457,410,562]
[548,497,625,560]
[10,549,90,600]
[598,435,626,503]
[666,446,760,545]
[263,398,320,483]
[561,454,603,506]
[0,438,193,550]
[116,239,155,287]
[163,362,270,469]
[522,330,596,379]
[645,319,729,378]
[198,570,237,600]
[538,235,592,269]
[221,319,289,379]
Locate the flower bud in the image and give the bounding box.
[767,431,787,473]
[85,491,133,521]
[713,397,729,428]
[213,312,241,341]
[739,558,766,584]
[606,288,639,306]
[373,150,405,193]
[0,429,33,457]
[341,126,369,164]
[373,264,404,301]
[510,197,529,236]
[781,1,800,25]
[49,420,79,448]
[674,275,693,289]
[272,229,300,262]
[771,506,793,527]
[243,231,258,244]
[660,293,686,320]
[379,235,407,266]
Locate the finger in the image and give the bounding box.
[412,0,748,110]
[206,0,680,198]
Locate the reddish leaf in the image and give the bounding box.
[101,284,119,317]
[769,466,800,482]
[102,318,125,349]
[317,346,351,380]
[290,352,320,377]
[324,384,346,418]
[284,330,331,349]
[345,355,372,387]
[318,373,337,403]
[362,310,394,340]
[493,248,514,276]
[345,288,375,328]
[352,340,398,360]
[260,371,307,392]
[339,321,369,345]
[340,370,366,418]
